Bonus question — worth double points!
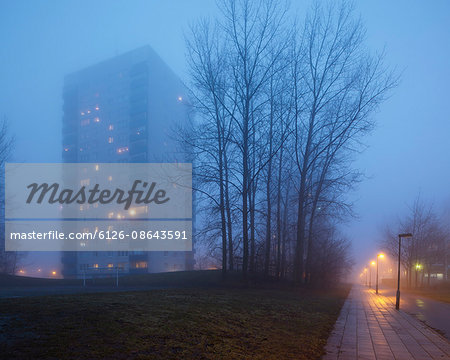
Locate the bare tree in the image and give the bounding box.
[291,1,397,283]
[0,119,16,274]
[382,196,448,288]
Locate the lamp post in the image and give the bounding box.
[376,253,384,294]
[396,233,413,310]
[369,261,375,288]
[364,268,368,287]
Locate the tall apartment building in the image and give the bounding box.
[61,46,194,278]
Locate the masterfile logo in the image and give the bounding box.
[26,180,170,210]
[5,163,192,252]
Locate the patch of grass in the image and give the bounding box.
[0,270,262,289]
[0,285,349,360]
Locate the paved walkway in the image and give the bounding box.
[323,285,450,359]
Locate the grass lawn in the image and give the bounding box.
[0,284,349,359]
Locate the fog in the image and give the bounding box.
[1,0,449,275]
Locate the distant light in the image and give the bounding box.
[51,271,56,276]
[95,164,99,171]
[95,105,100,111]
[129,209,136,216]
[108,175,113,181]
[108,137,114,144]
[64,148,69,152]
[19,269,25,274]
[108,124,114,131]
[177,96,183,101]
[94,117,100,123]
[87,110,91,114]
[371,261,376,266]
[378,254,384,259]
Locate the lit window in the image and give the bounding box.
[95,105,100,111]
[64,148,69,152]
[93,264,99,268]
[108,263,114,268]
[135,261,148,269]
[94,117,100,123]
[108,137,114,143]
[108,212,114,218]
[117,146,129,154]
[87,110,91,114]
[80,179,90,186]
[108,175,113,181]
[81,111,85,116]
[108,124,114,131]
[95,164,99,171]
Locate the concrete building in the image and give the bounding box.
[61,46,194,278]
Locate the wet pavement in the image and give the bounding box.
[378,287,450,340]
[323,285,450,359]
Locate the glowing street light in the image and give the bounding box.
[376,253,384,294]
[396,233,413,310]
[415,263,422,288]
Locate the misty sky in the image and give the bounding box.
[1,0,449,272]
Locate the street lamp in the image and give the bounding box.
[376,253,384,294]
[369,261,375,288]
[364,268,368,287]
[415,263,422,288]
[396,233,413,310]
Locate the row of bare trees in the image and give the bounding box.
[183,0,396,285]
[382,196,449,288]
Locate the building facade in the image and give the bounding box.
[61,46,194,278]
